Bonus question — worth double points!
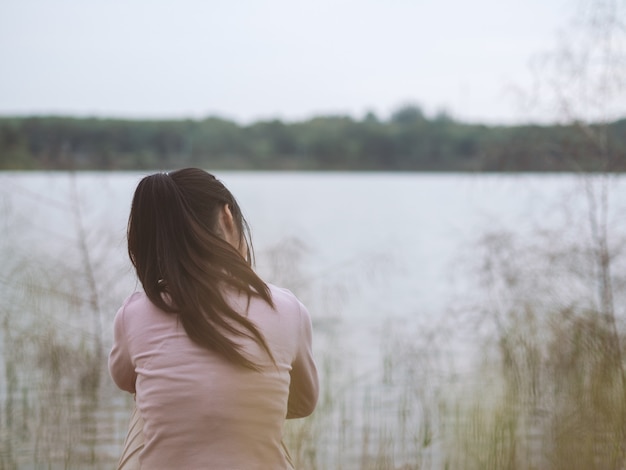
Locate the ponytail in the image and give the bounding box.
[127,169,274,370]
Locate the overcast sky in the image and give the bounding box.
[0,0,581,124]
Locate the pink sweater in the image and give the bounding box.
[109,284,318,469]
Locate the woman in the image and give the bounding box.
[109,168,319,469]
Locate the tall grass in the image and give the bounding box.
[0,174,132,469]
[1,173,626,469]
[441,177,626,469]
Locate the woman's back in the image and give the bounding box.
[109,169,318,468]
[109,284,317,469]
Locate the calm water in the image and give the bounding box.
[1,171,625,468]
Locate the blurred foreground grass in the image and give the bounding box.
[2,175,626,469]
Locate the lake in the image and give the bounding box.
[1,171,625,469]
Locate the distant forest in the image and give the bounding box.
[1,105,625,171]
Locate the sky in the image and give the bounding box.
[0,0,599,125]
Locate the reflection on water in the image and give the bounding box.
[2,172,626,469]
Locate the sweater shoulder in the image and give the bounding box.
[116,291,168,328]
[267,284,310,320]
[268,284,301,307]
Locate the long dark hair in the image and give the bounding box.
[127,168,274,370]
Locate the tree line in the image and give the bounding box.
[1,105,625,171]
